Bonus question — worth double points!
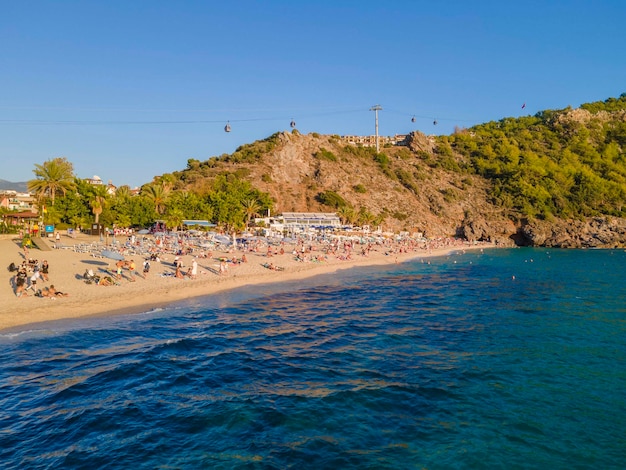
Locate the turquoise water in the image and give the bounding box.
[1,248,625,469]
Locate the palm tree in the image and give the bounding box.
[143,183,170,216]
[90,187,108,224]
[241,198,261,230]
[27,157,76,206]
[337,206,356,225]
[164,208,184,232]
[114,185,132,202]
[358,207,375,228]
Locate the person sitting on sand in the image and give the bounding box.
[175,265,184,279]
[14,267,28,297]
[219,260,227,275]
[98,276,114,286]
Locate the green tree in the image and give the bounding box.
[241,198,261,230]
[143,183,170,216]
[27,157,76,207]
[357,207,375,227]
[164,208,185,232]
[90,186,109,224]
[336,206,356,225]
[115,185,132,201]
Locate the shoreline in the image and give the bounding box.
[1,233,492,333]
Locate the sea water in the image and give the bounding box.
[0,248,625,469]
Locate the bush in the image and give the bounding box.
[395,168,419,193]
[314,148,337,162]
[315,190,348,208]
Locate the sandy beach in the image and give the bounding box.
[1,232,490,332]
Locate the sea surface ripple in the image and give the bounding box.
[1,248,625,469]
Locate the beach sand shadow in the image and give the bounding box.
[81,260,109,266]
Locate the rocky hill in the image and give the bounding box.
[164,95,626,248]
[168,131,514,245]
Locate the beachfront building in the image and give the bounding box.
[341,134,409,148]
[282,212,341,230]
[84,175,117,195]
[0,191,36,212]
[253,212,342,236]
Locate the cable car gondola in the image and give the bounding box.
[224,121,231,132]
[411,116,416,123]
[290,119,296,128]
[433,119,438,126]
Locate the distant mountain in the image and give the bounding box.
[0,179,28,192]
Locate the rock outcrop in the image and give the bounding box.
[519,217,626,248]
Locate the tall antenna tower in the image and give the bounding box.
[369,104,382,152]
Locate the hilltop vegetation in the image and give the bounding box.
[13,94,626,247]
[448,94,626,220]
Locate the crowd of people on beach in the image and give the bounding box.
[9,227,484,300]
[9,256,70,299]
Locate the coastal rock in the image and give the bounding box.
[459,214,517,246]
[520,217,626,248]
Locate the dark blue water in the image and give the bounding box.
[1,248,625,469]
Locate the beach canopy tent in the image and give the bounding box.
[183,220,217,228]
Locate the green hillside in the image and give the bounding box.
[447,93,626,219]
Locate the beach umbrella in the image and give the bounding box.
[101,250,125,261]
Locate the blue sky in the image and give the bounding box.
[1,0,625,188]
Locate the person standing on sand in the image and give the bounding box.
[115,260,124,280]
[27,270,40,292]
[128,259,137,281]
[191,258,198,279]
[40,260,50,282]
[143,259,150,278]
